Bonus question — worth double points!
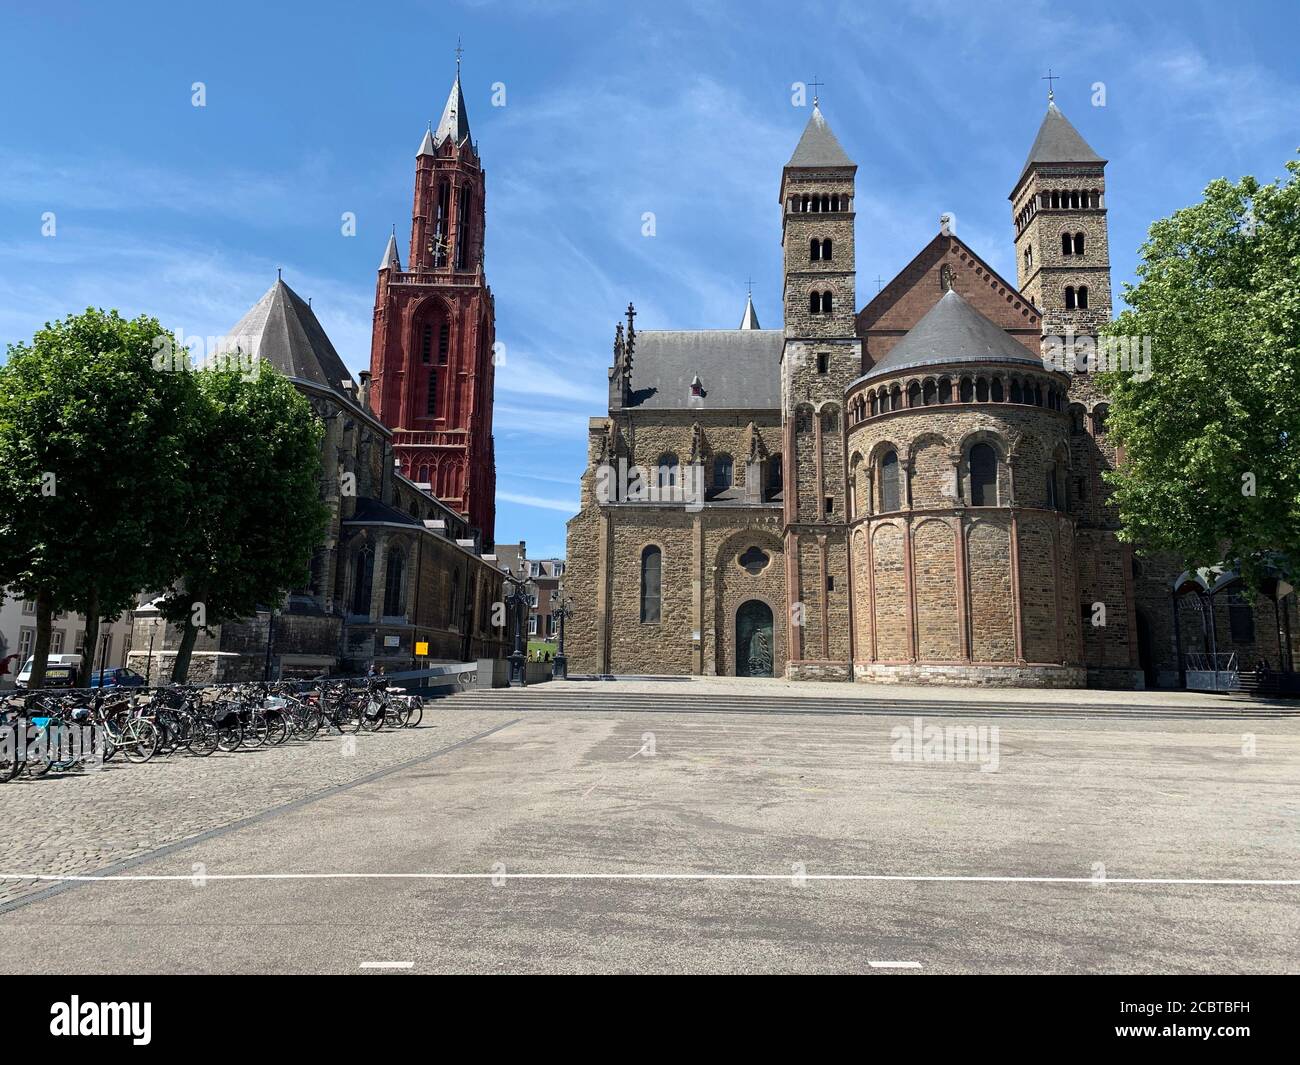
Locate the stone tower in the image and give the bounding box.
[1010,92,1141,686]
[779,100,860,679]
[369,62,497,547]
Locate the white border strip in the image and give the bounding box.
[1,872,1297,886]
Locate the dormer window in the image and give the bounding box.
[690,375,704,397]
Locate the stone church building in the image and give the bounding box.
[129,64,508,681]
[565,94,1299,688]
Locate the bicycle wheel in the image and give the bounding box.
[187,719,219,757]
[264,711,289,746]
[216,721,243,753]
[243,712,269,749]
[124,719,159,763]
[405,701,423,729]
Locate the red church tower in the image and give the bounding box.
[369,60,496,546]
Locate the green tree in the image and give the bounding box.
[0,310,194,688]
[160,364,329,682]
[1101,155,1300,589]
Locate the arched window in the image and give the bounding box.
[383,546,406,617]
[1010,379,1023,404]
[656,452,679,489]
[1024,245,1033,270]
[351,545,374,617]
[969,443,998,506]
[870,392,879,416]
[1092,405,1109,435]
[922,380,937,405]
[821,238,832,260]
[1045,467,1059,510]
[879,450,900,512]
[1077,285,1089,309]
[426,368,437,416]
[822,290,834,313]
[890,384,902,409]
[1065,286,1077,309]
[713,454,733,491]
[1062,232,1073,255]
[1075,232,1085,255]
[939,379,952,403]
[976,377,990,402]
[810,238,821,261]
[640,546,662,623]
[991,378,1005,402]
[959,377,973,403]
[908,382,922,407]
[809,291,822,314]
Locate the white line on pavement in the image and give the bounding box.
[360,961,414,969]
[1,872,1298,885]
[868,961,922,969]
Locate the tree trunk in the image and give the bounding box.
[29,587,52,689]
[170,595,202,683]
[77,584,100,688]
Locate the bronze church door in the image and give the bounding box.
[736,600,774,677]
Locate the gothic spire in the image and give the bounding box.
[434,68,471,148]
[739,292,761,330]
[378,230,401,272]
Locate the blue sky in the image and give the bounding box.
[2,0,1296,558]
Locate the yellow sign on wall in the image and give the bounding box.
[415,641,429,657]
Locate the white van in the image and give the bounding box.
[15,653,82,689]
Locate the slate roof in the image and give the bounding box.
[857,289,1042,382]
[628,330,783,410]
[345,497,421,526]
[378,232,401,271]
[221,279,356,394]
[434,74,471,148]
[786,103,854,168]
[1017,101,1104,184]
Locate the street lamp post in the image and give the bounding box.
[551,594,572,680]
[503,566,530,687]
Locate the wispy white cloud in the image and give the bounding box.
[497,490,578,513]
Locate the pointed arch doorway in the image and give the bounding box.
[736,600,775,678]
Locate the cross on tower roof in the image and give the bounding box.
[455,36,463,75]
[1041,68,1059,102]
[745,276,754,296]
[809,75,824,105]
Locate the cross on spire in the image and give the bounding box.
[874,275,885,293]
[1041,68,1059,102]
[809,75,824,105]
[455,36,464,76]
[745,276,755,296]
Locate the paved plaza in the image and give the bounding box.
[0,680,1297,974]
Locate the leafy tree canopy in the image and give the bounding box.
[1101,155,1300,590]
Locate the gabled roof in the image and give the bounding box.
[1015,101,1104,188]
[221,279,355,394]
[857,289,1043,382]
[786,103,854,168]
[434,74,471,148]
[627,330,783,410]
